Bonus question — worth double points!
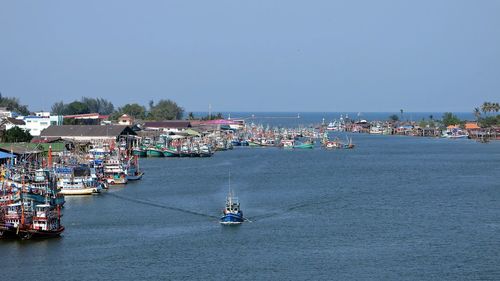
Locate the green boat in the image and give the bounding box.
[163,148,180,157]
[248,141,261,147]
[146,147,165,157]
[132,148,147,157]
[293,142,314,149]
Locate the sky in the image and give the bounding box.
[1,0,499,113]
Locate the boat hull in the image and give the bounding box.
[59,187,98,195]
[147,149,165,157]
[163,149,180,157]
[0,225,64,239]
[220,213,244,225]
[294,144,314,149]
[127,172,144,181]
[132,150,147,157]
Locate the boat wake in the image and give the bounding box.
[249,196,340,221]
[104,192,219,219]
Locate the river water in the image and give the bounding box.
[1,133,499,280]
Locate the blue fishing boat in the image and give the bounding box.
[220,189,244,225]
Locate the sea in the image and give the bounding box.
[1,113,499,280]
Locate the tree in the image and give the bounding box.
[201,112,223,120]
[81,97,114,115]
[65,101,90,115]
[51,101,66,115]
[111,103,146,120]
[187,112,195,120]
[147,99,184,120]
[0,92,30,115]
[473,107,481,121]
[442,112,461,127]
[419,120,428,128]
[4,127,33,142]
[388,114,399,122]
[474,102,499,127]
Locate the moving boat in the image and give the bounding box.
[220,190,244,225]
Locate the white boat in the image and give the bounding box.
[103,159,128,185]
[57,177,100,195]
[281,139,295,149]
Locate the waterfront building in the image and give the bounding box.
[142,121,192,133]
[118,114,134,126]
[40,125,137,146]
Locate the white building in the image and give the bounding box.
[20,113,63,136]
[0,107,17,118]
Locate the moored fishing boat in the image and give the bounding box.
[163,148,180,157]
[0,200,64,239]
[146,147,165,157]
[293,140,314,149]
[103,159,128,185]
[126,156,144,181]
[281,139,295,149]
[57,177,101,195]
[132,147,147,157]
[179,145,192,157]
[199,144,213,157]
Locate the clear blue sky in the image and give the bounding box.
[1,0,499,113]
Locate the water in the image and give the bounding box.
[1,134,500,280]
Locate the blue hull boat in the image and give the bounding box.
[220,184,244,225]
[220,212,244,225]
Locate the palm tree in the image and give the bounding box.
[482,102,492,115]
[473,107,481,120]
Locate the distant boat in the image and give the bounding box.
[163,148,180,157]
[281,139,294,149]
[199,144,213,157]
[293,140,314,149]
[146,147,164,157]
[132,147,147,157]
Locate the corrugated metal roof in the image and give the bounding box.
[0,143,42,155]
[40,125,136,137]
[3,117,26,126]
[143,121,192,129]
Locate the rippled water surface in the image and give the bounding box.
[1,134,499,280]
